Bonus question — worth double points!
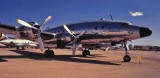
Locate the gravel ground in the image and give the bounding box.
[0,48,160,78]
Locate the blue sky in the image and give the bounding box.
[0,0,159,46]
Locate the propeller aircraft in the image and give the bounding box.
[0,16,152,62]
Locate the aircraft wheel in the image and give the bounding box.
[82,50,87,56]
[22,47,25,50]
[86,50,90,55]
[123,55,131,62]
[16,46,19,50]
[44,50,54,58]
[82,50,90,56]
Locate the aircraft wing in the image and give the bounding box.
[40,31,55,40]
[0,23,17,35]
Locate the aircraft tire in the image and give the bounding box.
[123,55,131,62]
[22,47,25,50]
[44,50,54,58]
[86,50,90,55]
[82,50,87,56]
[16,46,19,50]
[82,50,90,56]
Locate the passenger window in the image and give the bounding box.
[109,27,112,31]
[95,27,97,30]
[101,26,104,29]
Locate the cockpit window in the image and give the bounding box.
[121,22,132,26]
[121,23,129,26]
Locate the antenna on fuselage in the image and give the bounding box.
[100,14,114,21]
[110,14,113,21]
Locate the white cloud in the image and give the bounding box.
[129,11,144,17]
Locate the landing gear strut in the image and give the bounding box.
[122,41,131,62]
[82,49,90,56]
[44,48,54,58]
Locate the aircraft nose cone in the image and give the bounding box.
[140,27,152,38]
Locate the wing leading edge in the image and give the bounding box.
[0,23,17,35]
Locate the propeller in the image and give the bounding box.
[63,24,85,56]
[16,16,52,51]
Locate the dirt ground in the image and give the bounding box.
[0,48,160,78]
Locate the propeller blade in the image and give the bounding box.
[36,35,44,52]
[16,19,37,29]
[63,24,75,37]
[77,31,85,38]
[40,16,52,27]
[17,19,32,28]
[72,43,76,56]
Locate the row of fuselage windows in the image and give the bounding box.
[51,26,112,34]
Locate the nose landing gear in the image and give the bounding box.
[121,40,131,62]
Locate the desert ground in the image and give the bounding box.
[0,48,160,78]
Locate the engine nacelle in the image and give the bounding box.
[0,33,6,40]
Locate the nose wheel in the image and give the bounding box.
[123,55,131,62]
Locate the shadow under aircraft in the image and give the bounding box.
[0,50,120,65]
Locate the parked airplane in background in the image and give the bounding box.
[0,36,38,49]
[0,16,152,62]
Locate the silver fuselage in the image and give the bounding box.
[44,21,141,46]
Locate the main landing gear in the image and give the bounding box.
[82,49,90,56]
[121,41,131,62]
[44,48,54,58]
